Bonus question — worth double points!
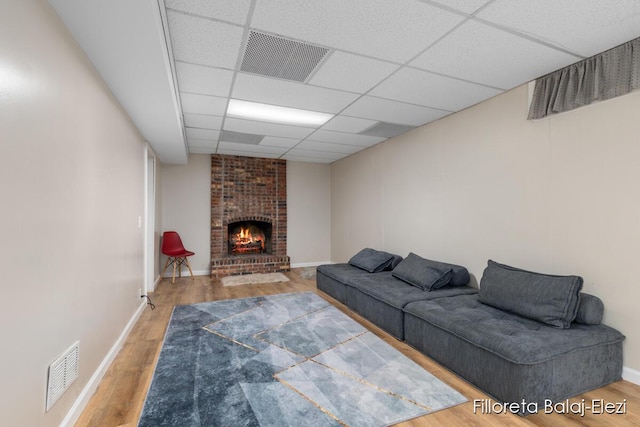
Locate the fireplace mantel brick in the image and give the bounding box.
[210,155,290,277]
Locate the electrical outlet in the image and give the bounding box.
[138,288,142,298]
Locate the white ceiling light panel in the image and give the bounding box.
[227,99,333,126]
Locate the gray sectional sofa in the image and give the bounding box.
[316,250,625,415]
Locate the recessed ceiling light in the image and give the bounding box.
[227,99,333,126]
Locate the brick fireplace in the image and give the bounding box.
[210,154,290,278]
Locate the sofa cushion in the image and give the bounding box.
[478,260,583,329]
[392,252,470,287]
[392,253,454,291]
[575,293,604,325]
[348,248,396,273]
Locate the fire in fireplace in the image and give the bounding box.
[228,221,272,255]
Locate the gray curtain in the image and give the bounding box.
[528,37,640,120]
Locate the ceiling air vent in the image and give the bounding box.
[240,31,330,82]
[220,130,264,145]
[359,122,416,138]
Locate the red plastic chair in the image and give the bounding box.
[161,231,195,284]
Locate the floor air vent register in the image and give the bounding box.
[46,341,79,411]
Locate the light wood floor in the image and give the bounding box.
[75,269,640,426]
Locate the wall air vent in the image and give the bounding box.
[359,122,416,138]
[240,31,330,82]
[46,341,80,411]
[220,130,265,145]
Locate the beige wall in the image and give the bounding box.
[160,154,211,274]
[331,84,640,375]
[0,1,149,426]
[288,161,332,266]
[159,158,332,273]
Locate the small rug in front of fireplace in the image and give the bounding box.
[221,272,289,287]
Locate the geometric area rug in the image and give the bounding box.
[138,292,467,426]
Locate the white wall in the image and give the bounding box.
[159,154,211,274]
[0,1,148,425]
[331,84,640,376]
[287,161,331,266]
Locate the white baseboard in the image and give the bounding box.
[623,366,640,385]
[161,269,209,278]
[60,300,147,427]
[291,261,332,268]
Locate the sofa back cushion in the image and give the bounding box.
[391,252,470,290]
[348,248,400,273]
[478,260,583,329]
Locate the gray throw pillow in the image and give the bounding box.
[392,252,454,291]
[478,260,583,329]
[348,248,395,273]
[575,293,604,325]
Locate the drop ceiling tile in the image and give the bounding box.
[321,115,378,133]
[186,128,220,140]
[309,51,398,93]
[188,138,218,149]
[284,148,349,161]
[297,140,363,154]
[429,0,491,14]
[233,73,359,113]
[167,11,244,68]
[307,130,385,147]
[370,67,503,111]
[180,93,227,115]
[189,147,217,154]
[165,0,252,24]
[281,154,340,163]
[175,62,233,97]
[477,0,640,57]
[218,141,288,155]
[260,136,301,148]
[217,149,280,159]
[183,113,223,130]
[412,20,581,89]
[342,96,450,126]
[224,117,315,139]
[251,0,465,63]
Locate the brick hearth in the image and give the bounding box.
[210,155,290,278]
